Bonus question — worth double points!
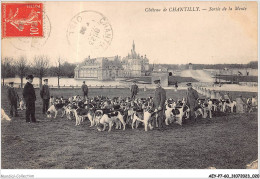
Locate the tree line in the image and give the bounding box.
[1,56,76,88]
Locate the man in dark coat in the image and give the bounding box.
[23,75,37,123]
[81,81,88,99]
[186,83,199,120]
[153,80,166,130]
[7,82,19,117]
[130,81,139,99]
[40,79,50,114]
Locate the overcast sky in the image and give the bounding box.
[2,1,257,65]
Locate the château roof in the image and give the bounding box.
[76,41,149,71]
[123,41,149,61]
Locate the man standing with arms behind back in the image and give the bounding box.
[23,75,37,123]
[186,83,199,121]
[153,79,166,130]
[40,79,50,114]
[130,81,139,99]
[81,81,88,99]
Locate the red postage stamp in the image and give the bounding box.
[2,3,43,37]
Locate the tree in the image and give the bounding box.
[55,57,63,88]
[16,56,28,88]
[32,55,49,88]
[62,62,76,78]
[1,57,14,86]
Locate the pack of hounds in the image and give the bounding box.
[41,94,257,132]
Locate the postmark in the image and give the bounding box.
[67,11,113,55]
[2,3,43,37]
[8,13,51,51]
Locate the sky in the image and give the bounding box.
[1,1,258,65]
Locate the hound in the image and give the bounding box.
[46,103,66,119]
[1,108,11,121]
[132,109,155,131]
[18,98,26,110]
[222,100,236,113]
[96,111,126,132]
[165,102,176,126]
[73,108,95,126]
[172,105,190,125]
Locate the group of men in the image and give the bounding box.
[7,76,199,128]
[7,75,42,123]
[130,80,199,129]
[6,77,90,123]
[7,75,37,122]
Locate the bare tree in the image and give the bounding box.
[33,55,49,88]
[1,57,13,86]
[55,57,63,88]
[16,56,27,88]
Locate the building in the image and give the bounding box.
[121,41,150,77]
[74,56,123,80]
[74,41,150,80]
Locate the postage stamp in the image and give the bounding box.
[2,3,43,37]
[9,14,51,51]
[67,10,113,55]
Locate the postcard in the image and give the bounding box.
[1,1,258,179]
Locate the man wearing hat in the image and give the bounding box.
[81,81,88,100]
[153,79,166,130]
[40,79,50,114]
[130,81,139,99]
[7,82,19,117]
[186,83,199,121]
[23,75,37,123]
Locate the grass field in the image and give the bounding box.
[1,87,258,169]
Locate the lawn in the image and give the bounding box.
[1,87,258,169]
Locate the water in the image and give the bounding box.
[2,77,125,87]
[1,77,257,92]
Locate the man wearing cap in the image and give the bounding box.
[153,79,166,130]
[186,83,199,121]
[130,81,139,99]
[7,82,19,117]
[81,81,88,99]
[23,75,37,123]
[40,79,50,114]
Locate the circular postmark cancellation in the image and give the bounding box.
[67,11,113,54]
[9,13,51,51]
